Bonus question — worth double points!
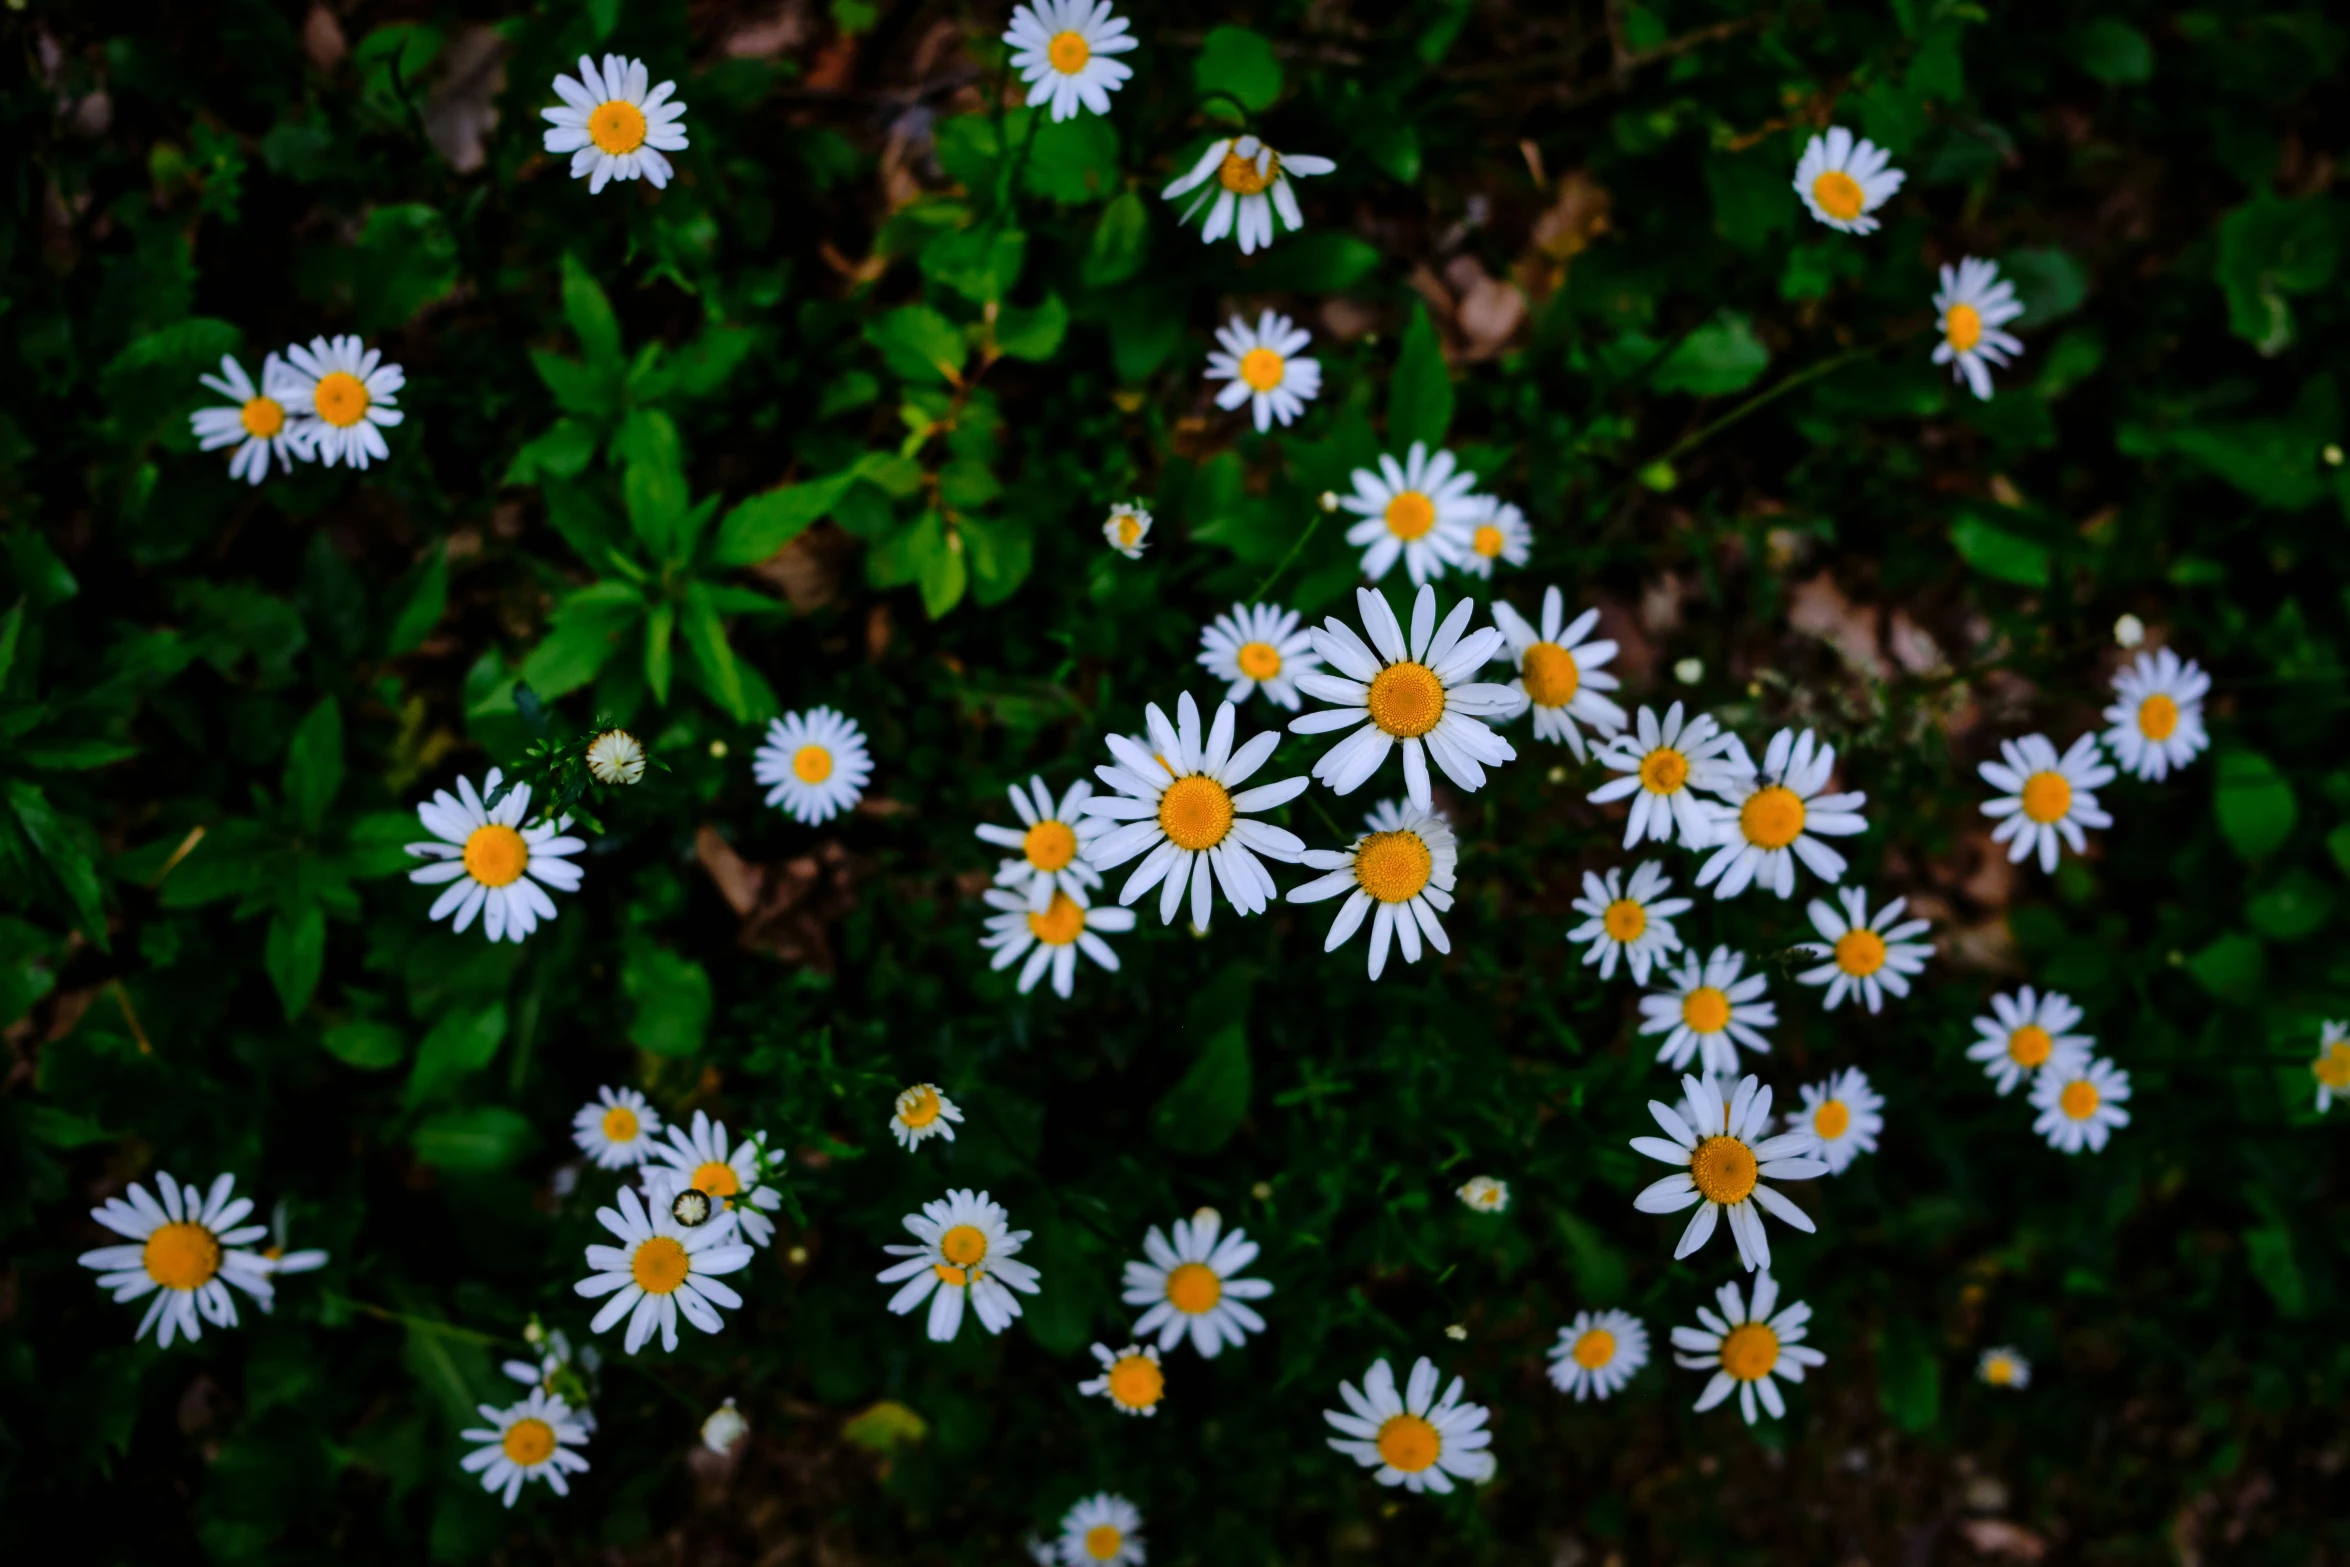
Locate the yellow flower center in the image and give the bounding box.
[1217,146,1278,195]
[1813,1099,1850,1140]
[1603,898,1647,942]
[1720,1322,1780,1381]
[1366,661,1445,738]
[896,1085,942,1129]
[1944,302,1983,353]
[1835,928,1887,976]
[589,98,648,155]
[1165,1261,1223,1315]
[2008,1024,2053,1067]
[1238,347,1285,391]
[2137,693,2179,741]
[940,1223,988,1267]
[1639,746,1690,794]
[1106,1353,1165,1409]
[1023,819,1077,871]
[1114,513,1144,546]
[1027,891,1087,945]
[143,1221,222,1290]
[1472,524,1505,558]
[1354,829,1433,904]
[2058,1079,2100,1120]
[240,396,285,439]
[691,1160,741,1198]
[1235,640,1282,680]
[1572,1328,1616,1369]
[1084,1526,1124,1561]
[2020,770,2072,824]
[1047,30,1092,73]
[1691,1135,1759,1204]
[1382,490,1437,540]
[1157,775,1235,852]
[631,1235,690,1294]
[462,824,529,888]
[1375,1412,1441,1472]
[1984,1355,2017,1386]
[1521,641,1581,707]
[1739,785,1806,849]
[1811,169,1865,222]
[793,745,834,783]
[2315,1043,2350,1090]
[502,1417,557,1465]
[933,1263,968,1286]
[313,370,370,428]
[601,1105,640,1143]
[1681,985,1731,1034]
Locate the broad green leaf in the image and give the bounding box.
[866,305,969,384]
[2003,248,2088,327]
[1241,231,1380,293]
[995,294,1067,363]
[678,583,748,722]
[529,349,620,417]
[320,1019,406,1070]
[520,584,643,701]
[382,545,449,656]
[963,513,1034,607]
[1875,1314,1941,1434]
[21,1102,111,1148]
[282,697,342,832]
[1194,26,1283,117]
[540,481,630,571]
[1024,115,1120,206]
[2244,870,2332,940]
[264,901,327,1020]
[711,471,857,567]
[664,327,757,399]
[406,1002,508,1107]
[2166,419,2327,510]
[102,317,242,436]
[0,916,58,1027]
[913,514,967,619]
[1386,302,1453,450]
[2074,18,2153,83]
[1106,287,1184,380]
[1949,513,2051,588]
[616,409,690,561]
[1082,189,1152,288]
[1652,312,1771,397]
[920,226,1026,306]
[1151,1022,1251,1155]
[2215,750,2296,859]
[2214,191,2340,355]
[2186,932,2266,1003]
[411,1105,535,1173]
[1017,1219,1100,1355]
[4,779,108,949]
[2243,1221,2309,1318]
[623,946,711,1056]
[503,418,600,485]
[559,252,623,371]
[644,600,676,704]
[0,598,20,690]
[352,204,460,331]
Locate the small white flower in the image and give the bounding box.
[1789,1067,1882,1175]
[573,1186,755,1353]
[875,1188,1042,1342]
[645,1111,784,1248]
[2313,1021,2350,1112]
[1977,1347,2031,1390]
[699,1396,748,1453]
[1696,728,1869,900]
[1671,1270,1824,1424]
[979,884,1135,997]
[405,769,585,943]
[2031,1056,2132,1154]
[1204,310,1321,431]
[753,706,873,824]
[1056,1492,1146,1567]
[2113,613,2146,649]
[1323,1356,1497,1495]
[1932,257,2026,400]
[573,1086,663,1170]
[1978,733,2114,874]
[78,1171,276,1347]
[542,54,689,194]
[1078,1341,1167,1417]
[976,774,1108,912]
[1338,442,1480,585]
[1457,497,1533,578]
[2101,648,2211,782]
[1286,799,1457,980]
[1005,0,1137,122]
[1548,1309,1649,1401]
[1566,861,1691,985]
[501,1329,598,1430]
[1455,1175,1509,1213]
[1122,1207,1274,1358]
[190,353,309,484]
[459,1388,591,1507]
[1793,127,1904,235]
[1197,601,1323,710]
[1102,501,1152,558]
[1793,887,1932,1013]
[1967,986,2094,1097]
[1632,1073,1826,1272]
[1639,946,1777,1075]
[267,335,405,469]
[1490,587,1625,760]
[1162,134,1336,254]
[585,729,647,785]
[889,1084,964,1150]
[1588,702,1748,849]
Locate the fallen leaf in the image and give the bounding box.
[303,3,348,72]
[1958,1517,2048,1561]
[695,826,865,973]
[1788,573,1887,681]
[423,26,507,175]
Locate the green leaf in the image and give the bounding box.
[913,514,968,619]
[559,253,624,371]
[995,294,1068,362]
[405,1002,508,1107]
[263,901,327,1020]
[503,418,601,485]
[22,1102,112,1148]
[1105,286,1185,381]
[644,600,676,704]
[529,350,620,417]
[678,584,748,722]
[616,409,690,561]
[1651,311,1771,397]
[411,1105,536,1173]
[963,513,1034,607]
[352,203,461,331]
[382,545,449,656]
[938,460,1003,511]
[2214,190,2341,356]
[622,946,711,1057]
[1024,115,1121,206]
[281,697,343,832]
[666,327,759,399]
[520,584,644,701]
[866,305,969,384]
[2186,932,2266,1003]
[2215,750,2297,859]
[2074,18,2153,83]
[0,598,20,690]
[2002,248,2089,327]
[1386,302,1454,450]
[919,226,1026,306]
[2245,870,2333,941]
[1082,189,1152,288]
[711,471,857,567]
[320,1019,406,1070]
[1194,25,1283,117]
[0,916,59,1027]
[1949,513,2051,588]
[103,317,244,437]
[2243,1221,2309,1318]
[1240,231,1381,293]
[1875,1314,1941,1434]
[1151,1023,1251,1155]
[2166,419,2327,510]
[3,779,108,949]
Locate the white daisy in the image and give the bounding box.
[1082,691,1306,929]
[1197,601,1323,710]
[1162,133,1337,255]
[1793,126,1904,235]
[501,1327,597,1421]
[1638,946,1777,1075]
[1121,1207,1274,1358]
[700,1397,748,1453]
[1674,1070,1748,1142]
[1490,588,1625,760]
[1102,501,1151,558]
[78,1171,276,1347]
[889,1083,964,1150]
[2101,647,2211,782]
[1455,1174,1509,1213]
[1323,1356,1496,1495]
[267,335,405,469]
[1671,1270,1825,1424]
[573,1186,754,1353]
[572,1086,663,1170]
[405,769,585,943]
[1290,583,1518,811]
[1548,1309,1649,1401]
[1631,1073,1826,1272]
[1966,986,2094,1097]
[585,729,647,785]
[1978,733,2114,874]
[978,885,1135,996]
[1977,1347,2031,1390]
[1078,1341,1167,1417]
[1337,442,1480,585]
[1004,0,1136,123]
[645,1111,784,1248]
[1588,702,1749,850]
[875,1188,1042,1343]
[1056,1493,1145,1566]
[1204,310,1321,432]
[1286,799,1457,980]
[753,706,873,824]
[1694,728,1868,900]
[2031,1056,2132,1154]
[459,1388,591,1507]
[1793,887,1932,1013]
[190,353,309,484]
[1458,497,1532,578]
[541,54,689,194]
[1931,256,2026,401]
[1789,1067,1882,1175]
[1566,861,1691,985]
[976,774,1108,912]
[2313,1021,2350,1112]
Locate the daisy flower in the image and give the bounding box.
[1122,1207,1273,1358]
[1078,1341,1167,1417]
[1589,702,1749,850]
[1932,257,2026,400]
[542,54,689,194]
[1672,1270,1824,1424]
[2031,1056,2132,1154]
[1490,587,1625,759]
[1285,798,1457,980]
[1455,1175,1509,1213]
[1566,861,1691,985]
[78,1171,275,1347]
[405,769,585,943]
[1695,728,1868,900]
[1639,947,1777,1075]
[459,1388,591,1507]
[190,353,308,484]
[753,706,872,824]
[1979,733,2114,874]
[646,1111,784,1248]
[1056,1493,1145,1567]
[1967,987,2094,1097]
[700,1397,748,1453]
[584,728,646,785]
[1793,126,1904,235]
[875,1188,1041,1343]
[1977,1347,2031,1390]
[1102,501,1151,558]
[267,335,404,469]
[1789,1067,1883,1175]
[1458,497,1532,578]
[1204,310,1321,432]
[572,1086,663,1170]
[574,1186,754,1353]
[1290,583,1518,811]
[1082,691,1306,930]
[1004,0,1136,122]
[978,884,1135,996]
[1793,887,1932,1013]
[1674,1070,1747,1141]
[2102,647,2211,782]
[1631,1073,1826,1272]
[1197,601,1323,710]
[2313,1021,2350,1112]
[976,774,1108,912]
[501,1328,597,1421]
[889,1084,964,1150]
[1162,134,1336,255]
[1337,442,1479,586]
[1548,1309,1649,1401]
[1324,1356,1496,1495]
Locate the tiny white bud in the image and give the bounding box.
[2113,613,2145,649]
[586,728,648,785]
[700,1397,749,1454]
[1674,657,1703,684]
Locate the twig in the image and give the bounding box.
[111,982,154,1056]
[332,1294,521,1348]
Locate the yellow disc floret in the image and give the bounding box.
[1739,786,1806,849]
[1603,898,1647,942]
[1640,747,1689,794]
[1236,640,1282,680]
[1572,1328,1616,1369]
[2059,1079,2100,1120]
[1157,775,1235,852]
[1383,491,1436,540]
[1238,347,1285,391]
[631,1236,689,1294]
[1834,929,1887,976]
[502,1418,556,1465]
[1217,146,1277,195]
[589,99,648,155]
[1520,642,1581,707]
[601,1105,640,1143]
[1690,1135,1759,1205]
[1022,819,1077,872]
[1028,891,1087,946]
[2137,693,2179,741]
[144,1221,223,1290]
[2020,771,2072,824]
[1720,1321,1780,1381]
[1047,30,1091,73]
[1165,1262,1223,1315]
[313,371,370,427]
[463,824,529,888]
[1106,1353,1165,1410]
[1681,986,1731,1034]
[1354,830,1433,904]
[793,745,834,784]
[1811,169,1865,222]
[1375,1412,1440,1472]
[2008,1024,2053,1067]
[240,397,285,439]
[1366,662,1445,738]
[1812,1100,1850,1140]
